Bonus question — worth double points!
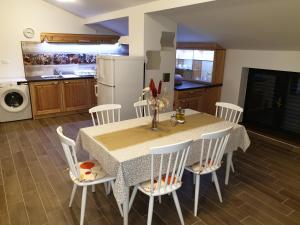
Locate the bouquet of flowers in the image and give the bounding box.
[141,79,169,130]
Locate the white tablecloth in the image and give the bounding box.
[76,109,250,204]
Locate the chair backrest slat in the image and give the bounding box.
[169,150,180,188]
[149,140,193,194]
[157,155,164,191]
[134,100,151,118]
[56,126,80,179]
[164,153,172,191]
[199,127,232,173]
[204,139,212,168]
[215,102,244,124]
[89,104,122,126]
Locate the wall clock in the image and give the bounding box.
[23,28,35,39]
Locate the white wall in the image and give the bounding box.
[128,13,145,56]
[221,49,300,107]
[0,0,99,79]
[144,14,177,110]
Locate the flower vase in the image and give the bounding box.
[151,108,158,130]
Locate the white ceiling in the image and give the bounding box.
[43,0,300,50]
[93,17,129,36]
[43,0,157,18]
[156,0,300,50]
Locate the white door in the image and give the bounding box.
[97,83,115,105]
[97,58,115,86]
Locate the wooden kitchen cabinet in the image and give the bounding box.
[90,79,97,106]
[203,87,222,114]
[30,78,95,119]
[174,89,206,112]
[29,81,63,116]
[40,33,119,44]
[174,87,221,114]
[62,79,91,111]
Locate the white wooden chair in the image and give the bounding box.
[56,126,123,225]
[134,100,151,118]
[215,102,243,185]
[89,104,121,193]
[129,140,193,225]
[185,127,232,216]
[89,104,121,126]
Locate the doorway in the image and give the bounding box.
[243,68,300,138]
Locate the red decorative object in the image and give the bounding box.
[80,161,95,169]
[162,175,177,185]
[142,79,169,130]
[149,79,155,93]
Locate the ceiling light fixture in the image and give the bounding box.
[56,0,76,3]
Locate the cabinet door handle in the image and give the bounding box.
[64,81,70,84]
[94,84,98,97]
[52,81,58,85]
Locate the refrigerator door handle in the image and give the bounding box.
[98,82,115,88]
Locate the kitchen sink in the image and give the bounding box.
[41,75,61,79]
[61,74,80,78]
[41,74,80,79]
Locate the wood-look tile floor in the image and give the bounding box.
[0,113,299,225]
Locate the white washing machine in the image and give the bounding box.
[0,78,32,122]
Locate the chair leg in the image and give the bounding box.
[107,181,111,194]
[104,182,108,193]
[69,184,77,207]
[80,186,87,225]
[230,161,235,173]
[147,196,154,225]
[193,173,196,185]
[104,182,111,195]
[225,152,233,185]
[194,174,200,216]
[172,191,185,225]
[212,171,223,203]
[92,185,95,193]
[129,186,138,211]
[158,196,162,204]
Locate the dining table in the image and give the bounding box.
[76,109,250,225]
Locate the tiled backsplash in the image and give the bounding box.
[23,53,97,65]
[22,42,129,77]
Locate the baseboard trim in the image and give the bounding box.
[247,130,300,153]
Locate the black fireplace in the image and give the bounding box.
[243,68,300,137]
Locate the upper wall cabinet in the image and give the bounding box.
[40,33,120,44]
[176,43,226,85]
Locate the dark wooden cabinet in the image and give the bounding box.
[62,79,91,111]
[174,87,221,114]
[30,78,95,119]
[203,87,222,114]
[90,79,97,106]
[40,33,119,44]
[29,81,63,116]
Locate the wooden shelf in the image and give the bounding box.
[40,33,120,44]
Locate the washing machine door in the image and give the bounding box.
[0,87,29,112]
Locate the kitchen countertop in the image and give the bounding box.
[174,80,222,91]
[17,75,95,84]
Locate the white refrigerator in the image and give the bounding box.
[96,55,145,120]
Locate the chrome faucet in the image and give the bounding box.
[54,69,62,75]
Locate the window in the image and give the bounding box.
[176,49,214,82]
